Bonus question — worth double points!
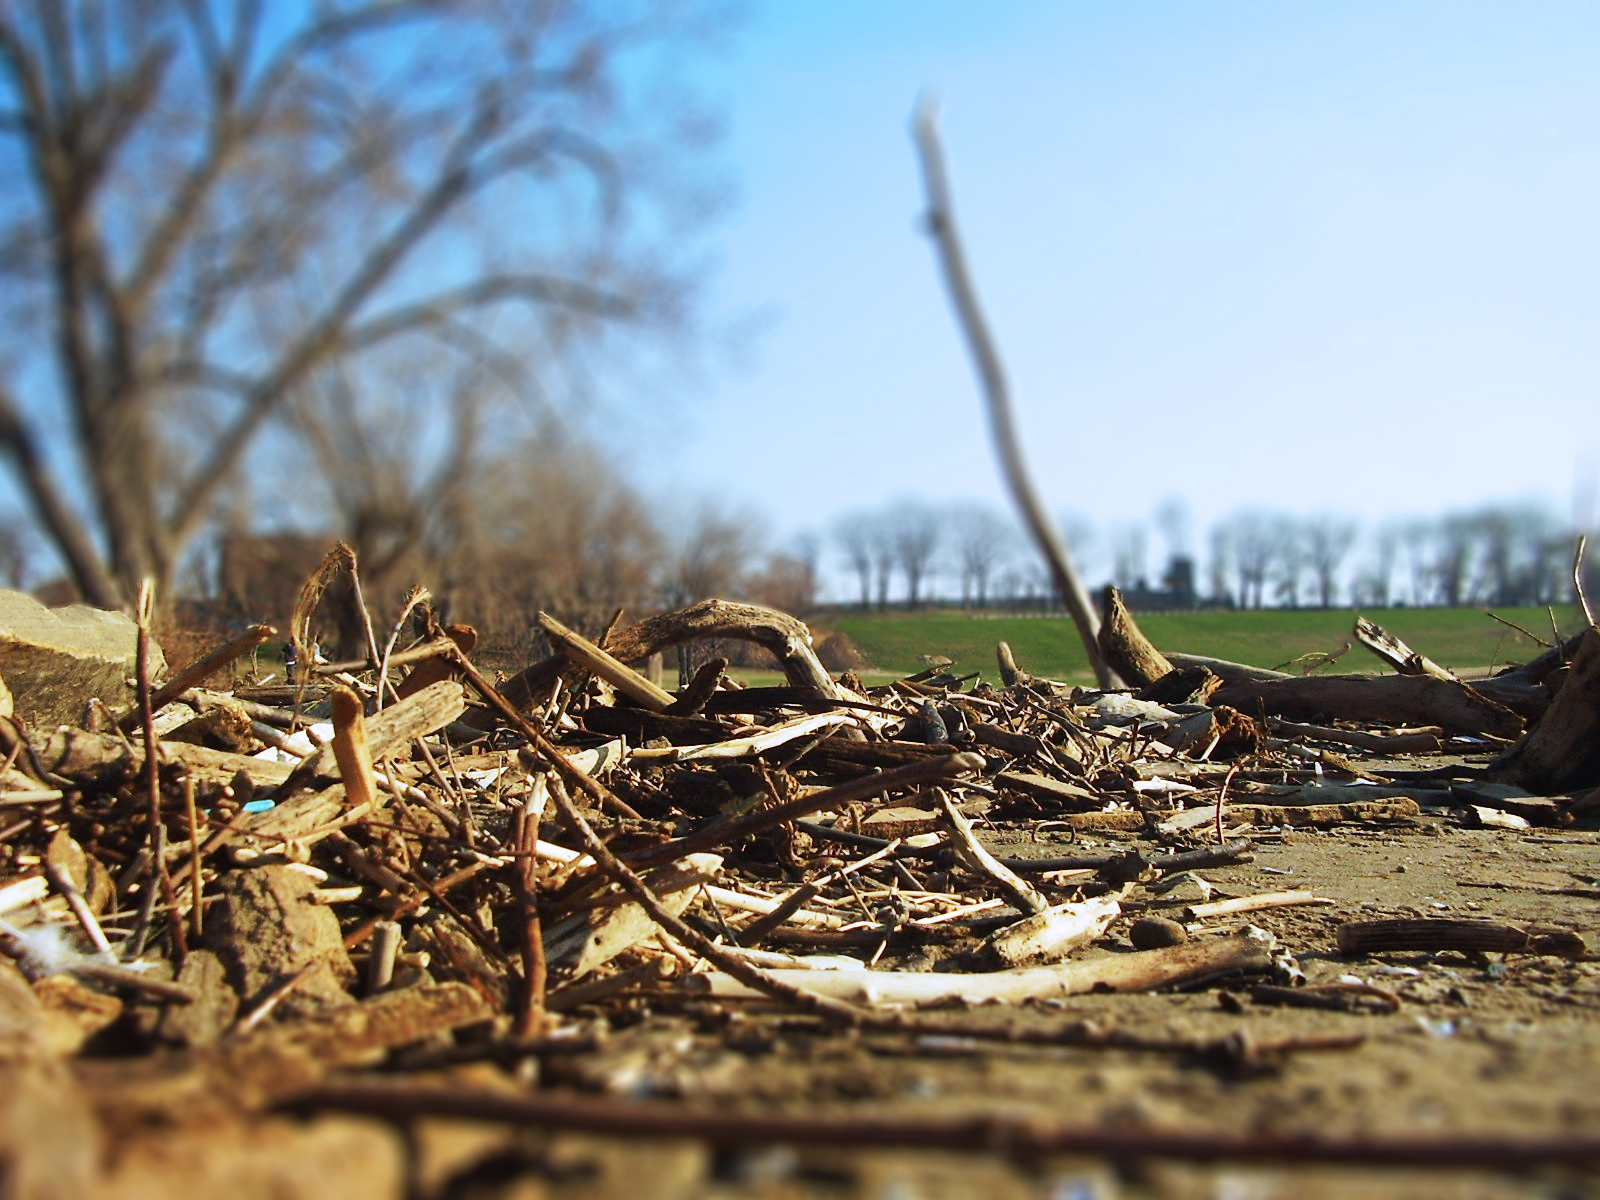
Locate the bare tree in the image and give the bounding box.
[745,551,818,618]
[1207,522,1234,607]
[1153,495,1192,561]
[1398,518,1434,606]
[659,503,760,609]
[1223,510,1277,610]
[1351,520,1400,608]
[833,513,876,611]
[947,501,1015,609]
[1431,514,1476,607]
[879,499,939,610]
[0,525,30,590]
[1108,520,1149,590]
[1304,514,1358,608]
[369,431,667,657]
[869,516,896,613]
[1270,517,1307,609]
[1469,502,1565,606]
[0,2,725,609]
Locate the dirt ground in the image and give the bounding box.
[473,814,1600,1200]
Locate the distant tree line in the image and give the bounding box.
[823,496,1589,613]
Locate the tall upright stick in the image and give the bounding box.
[911,98,1115,688]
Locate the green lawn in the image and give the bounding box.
[819,605,1582,686]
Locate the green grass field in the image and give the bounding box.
[818,605,1583,686]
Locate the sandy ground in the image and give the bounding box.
[450,815,1600,1200]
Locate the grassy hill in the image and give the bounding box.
[819,605,1582,686]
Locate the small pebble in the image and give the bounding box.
[1129,915,1188,950]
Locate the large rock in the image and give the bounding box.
[202,864,356,1011]
[0,590,162,729]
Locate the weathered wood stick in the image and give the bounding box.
[31,725,294,790]
[1337,917,1586,959]
[543,854,724,980]
[630,711,857,762]
[995,641,1029,686]
[1162,798,1422,830]
[536,610,676,712]
[978,895,1121,968]
[328,685,378,810]
[1267,718,1444,755]
[502,599,854,712]
[1183,889,1331,921]
[696,927,1276,1005]
[626,751,986,869]
[910,100,1114,689]
[284,680,466,787]
[1353,616,1456,681]
[119,622,276,732]
[934,788,1048,917]
[1490,626,1600,794]
[1164,653,1291,684]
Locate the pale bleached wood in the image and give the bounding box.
[695,927,1276,1005]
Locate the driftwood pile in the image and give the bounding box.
[2,576,1600,1194]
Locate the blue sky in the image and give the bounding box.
[633,1,1600,586]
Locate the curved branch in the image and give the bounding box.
[501,598,852,712]
[910,98,1114,688]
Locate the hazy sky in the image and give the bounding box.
[636,1,1600,578]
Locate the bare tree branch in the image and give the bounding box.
[910,98,1114,687]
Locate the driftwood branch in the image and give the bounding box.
[1098,586,1175,689]
[1353,616,1455,681]
[1209,673,1523,739]
[910,99,1114,688]
[502,599,851,712]
[1490,627,1600,793]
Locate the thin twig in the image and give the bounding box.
[183,773,203,945]
[117,622,276,734]
[1575,534,1596,629]
[512,798,548,1038]
[135,580,186,964]
[1483,609,1553,648]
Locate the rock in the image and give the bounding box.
[0,590,163,729]
[155,950,239,1047]
[31,974,124,1055]
[100,1115,404,1200]
[1129,915,1189,949]
[202,865,355,1012]
[0,670,11,718]
[0,962,101,1200]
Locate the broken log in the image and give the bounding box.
[1209,673,1523,739]
[1097,585,1174,689]
[1337,917,1586,959]
[1353,616,1456,681]
[1489,626,1600,794]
